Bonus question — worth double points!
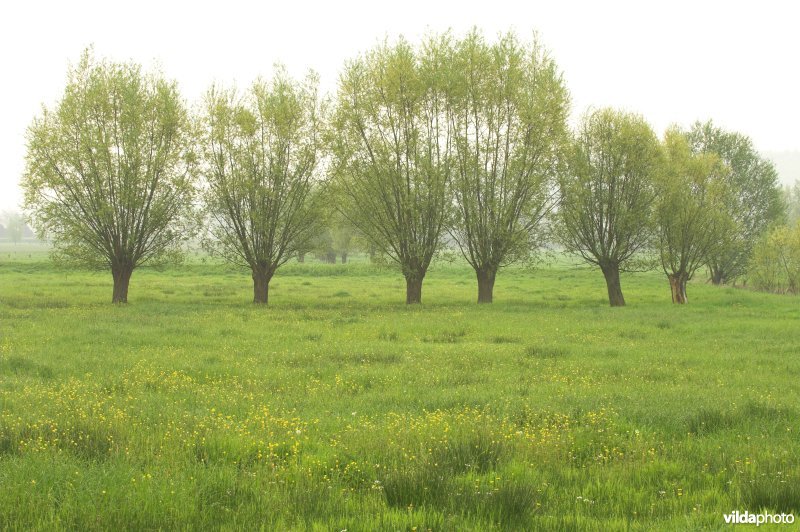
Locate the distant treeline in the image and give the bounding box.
[0,212,36,243]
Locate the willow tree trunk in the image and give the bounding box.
[252,268,273,305]
[405,274,424,304]
[710,266,725,285]
[668,273,688,304]
[341,252,347,264]
[297,252,305,263]
[600,262,625,307]
[111,265,133,304]
[476,267,497,304]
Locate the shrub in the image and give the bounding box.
[749,223,800,294]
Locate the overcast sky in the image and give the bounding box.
[2,0,799,212]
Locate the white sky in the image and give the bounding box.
[2,0,799,212]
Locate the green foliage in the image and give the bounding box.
[199,69,324,284]
[653,129,733,302]
[447,30,570,275]
[329,35,454,292]
[748,222,800,294]
[22,49,196,272]
[558,108,661,270]
[557,108,661,305]
[307,211,359,263]
[685,121,784,283]
[783,180,800,226]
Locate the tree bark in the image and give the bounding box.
[405,275,423,304]
[297,252,305,263]
[252,267,272,305]
[710,266,725,285]
[111,264,133,304]
[668,273,688,304]
[476,267,497,304]
[600,262,625,307]
[341,252,347,264]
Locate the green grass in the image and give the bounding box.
[1,249,799,530]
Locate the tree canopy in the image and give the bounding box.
[685,121,784,284]
[749,222,800,294]
[654,128,732,303]
[557,108,661,306]
[23,50,196,302]
[199,70,323,304]
[783,181,800,226]
[329,36,454,304]
[447,30,569,303]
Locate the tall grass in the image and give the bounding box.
[1,251,798,529]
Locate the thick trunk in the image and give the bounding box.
[326,251,336,264]
[710,267,724,285]
[341,252,347,264]
[297,252,305,263]
[476,268,497,304]
[600,263,625,307]
[111,265,133,304]
[252,268,272,305]
[405,275,424,305]
[668,273,688,304]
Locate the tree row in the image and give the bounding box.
[22,32,786,305]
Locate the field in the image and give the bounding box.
[1,245,799,530]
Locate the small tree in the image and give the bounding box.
[557,108,661,306]
[309,202,358,264]
[23,51,195,303]
[2,211,25,245]
[783,180,800,226]
[309,226,337,263]
[749,223,800,294]
[654,129,731,303]
[686,121,784,284]
[331,218,355,263]
[447,31,569,303]
[329,36,454,304]
[200,71,323,304]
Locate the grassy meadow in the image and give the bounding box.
[1,244,799,530]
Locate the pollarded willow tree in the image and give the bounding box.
[329,37,454,304]
[686,121,784,285]
[557,108,661,306]
[447,31,569,303]
[654,128,732,303]
[200,70,323,304]
[23,50,196,303]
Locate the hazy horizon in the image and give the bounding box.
[2,0,799,212]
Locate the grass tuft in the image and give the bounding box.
[524,345,569,359]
